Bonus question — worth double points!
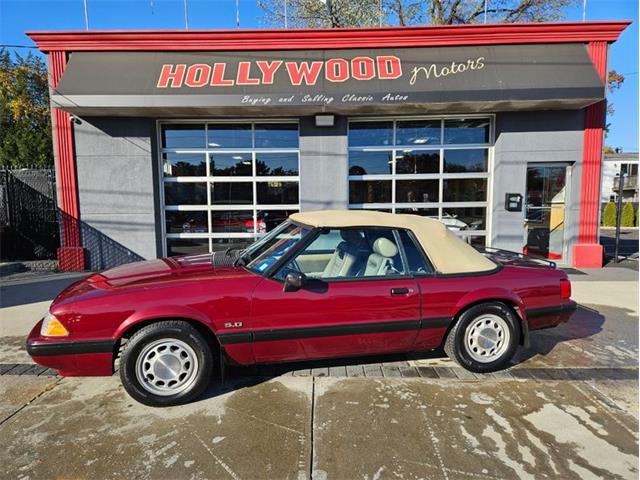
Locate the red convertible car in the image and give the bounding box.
[27,211,575,407]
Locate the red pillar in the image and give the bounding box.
[573,41,608,268]
[49,51,86,271]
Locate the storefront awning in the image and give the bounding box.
[52,43,605,116]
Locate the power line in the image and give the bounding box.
[0,44,39,49]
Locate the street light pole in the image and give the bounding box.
[83,0,89,30]
[184,0,189,29]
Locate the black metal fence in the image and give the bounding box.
[0,169,60,261]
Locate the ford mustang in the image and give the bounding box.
[26,210,576,407]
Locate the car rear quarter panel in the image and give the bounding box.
[414,266,567,349]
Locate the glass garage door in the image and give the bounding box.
[347,117,492,247]
[160,122,300,256]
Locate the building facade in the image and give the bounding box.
[28,21,629,270]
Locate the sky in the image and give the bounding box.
[0,0,637,151]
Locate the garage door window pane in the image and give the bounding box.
[256,153,299,176]
[211,238,252,253]
[166,211,208,234]
[441,207,486,230]
[396,180,438,203]
[443,149,488,173]
[164,183,208,205]
[396,151,439,174]
[257,182,299,204]
[444,119,490,144]
[162,124,206,149]
[208,124,252,148]
[162,153,206,177]
[211,211,253,233]
[396,120,441,146]
[167,238,209,257]
[443,179,487,202]
[349,151,392,175]
[211,153,252,176]
[257,210,299,232]
[255,124,299,148]
[210,182,253,204]
[349,181,392,203]
[395,208,438,217]
[349,122,393,146]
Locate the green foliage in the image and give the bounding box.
[621,202,635,227]
[258,0,579,28]
[0,49,53,169]
[602,201,616,227]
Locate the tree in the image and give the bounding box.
[620,202,634,227]
[258,0,580,28]
[0,49,53,169]
[602,201,616,227]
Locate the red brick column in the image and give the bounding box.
[573,41,608,268]
[49,51,86,271]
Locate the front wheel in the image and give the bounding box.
[119,320,214,407]
[444,302,520,373]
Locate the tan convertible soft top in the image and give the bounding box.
[290,210,497,275]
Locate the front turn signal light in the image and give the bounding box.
[40,313,69,337]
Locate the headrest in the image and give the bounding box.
[341,230,365,246]
[372,237,398,258]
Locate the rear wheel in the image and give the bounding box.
[444,302,520,373]
[119,320,214,407]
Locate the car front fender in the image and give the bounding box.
[113,304,215,340]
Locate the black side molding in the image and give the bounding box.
[525,302,577,318]
[26,339,116,357]
[218,317,453,345]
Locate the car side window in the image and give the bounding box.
[398,230,433,274]
[277,227,406,280]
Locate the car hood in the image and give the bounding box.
[52,254,255,306]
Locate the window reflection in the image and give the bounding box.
[166,211,208,234]
[443,179,487,202]
[162,124,206,149]
[348,151,393,175]
[162,153,206,177]
[255,124,298,148]
[167,238,209,257]
[256,153,299,176]
[396,120,441,146]
[211,211,254,233]
[444,119,490,144]
[256,182,299,204]
[396,151,439,174]
[396,208,438,217]
[349,181,392,203]
[208,125,252,148]
[443,149,488,173]
[211,153,252,176]
[210,182,253,204]
[164,183,208,205]
[348,122,393,146]
[396,180,438,203]
[441,207,486,231]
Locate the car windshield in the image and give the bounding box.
[243,221,310,275]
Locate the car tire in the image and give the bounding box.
[444,302,520,373]
[119,320,214,407]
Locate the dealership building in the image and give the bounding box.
[28,21,628,271]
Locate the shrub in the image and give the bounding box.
[602,201,617,226]
[621,202,635,227]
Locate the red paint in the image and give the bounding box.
[157,64,186,88]
[573,40,608,268]
[184,64,211,87]
[236,61,260,85]
[210,63,234,86]
[285,61,324,86]
[49,51,85,271]
[27,22,629,53]
[27,253,574,376]
[377,55,403,79]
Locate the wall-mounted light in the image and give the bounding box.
[315,114,334,127]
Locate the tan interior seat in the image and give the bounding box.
[364,237,399,276]
[321,230,366,278]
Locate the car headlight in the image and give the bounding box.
[40,312,69,337]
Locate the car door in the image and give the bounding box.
[249,227,421,362]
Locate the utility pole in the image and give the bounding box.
[582,0,587,21]
[236,0,240,28]
[184,0,189,29]
[614,168,625,263]
[284,0,288,28]
[379,0,382,27]
[483,0,488,23]
[83,0,89,30]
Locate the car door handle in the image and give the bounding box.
[390,288,412,295]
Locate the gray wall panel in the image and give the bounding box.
[491,110,584,265]
[74,117,158,268]
[299,116,349,212]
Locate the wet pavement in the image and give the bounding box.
[0,269,637,479]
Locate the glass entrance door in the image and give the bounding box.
[524,164,569,260]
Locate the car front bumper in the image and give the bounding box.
[26,320,115,376]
